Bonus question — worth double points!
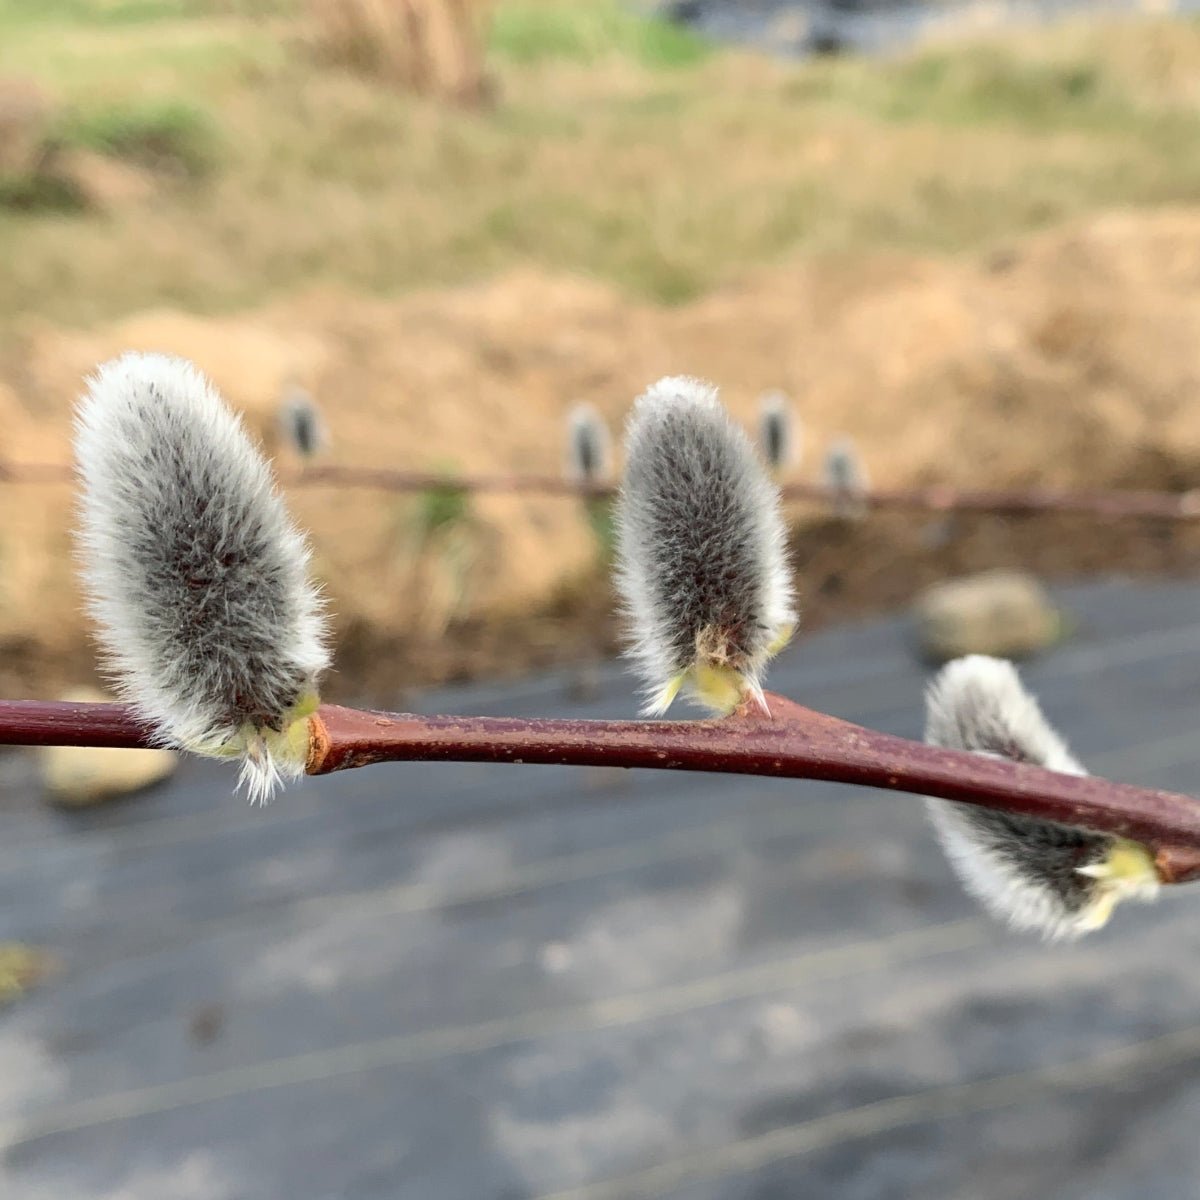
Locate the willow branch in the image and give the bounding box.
[4,697,1199,885]
[5,459,1199,520]
[0,700,156,748]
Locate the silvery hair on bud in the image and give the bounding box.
[278,384,328,460]
[757,391,798,473]
[615,376,795,711]
[823,435,868,519]
[565,402,612,486]
[924,656,1155,940]
[75,353,329,803]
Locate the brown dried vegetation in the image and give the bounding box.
[307,0,494,103]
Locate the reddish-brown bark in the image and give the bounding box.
[4,697,1194,883]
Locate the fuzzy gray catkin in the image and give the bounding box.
[279,385,328,460]
[565,402,612,486]
[823,435,868,519]
[75,353,329,803]
[924,655,1158,939]
[757,391,797,474]
[614,376,796,715]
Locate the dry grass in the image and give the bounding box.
[307,0,493,105]
[1,2,1200,325]
[0,77,63,210]
[0,78,50,175]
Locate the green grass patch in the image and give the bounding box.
[0,0,208,28]
[790,43,1138,131]
[414,478,472,540]
[0,173,84,212]
[886,50,1129,128]
[490,1,710,68]
[4,5,1200,322]
[54,98,219,178]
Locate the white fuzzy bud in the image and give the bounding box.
[278,385,328,460]
[924,655,1158,940]
[823,435,869,519]
[614,376,797,716]
[757,391,798,473]
[564,402,612,486]
[75,353,330,803]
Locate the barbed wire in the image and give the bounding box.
[4,458,1199,521]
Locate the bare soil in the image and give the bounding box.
[6,208,1200,701]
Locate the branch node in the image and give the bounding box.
[306,709,332,776]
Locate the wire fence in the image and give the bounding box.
[4,459,1200,521]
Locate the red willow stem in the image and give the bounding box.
[6,697,1199,884]
[0,700,155,748]
[5,459,1199,520]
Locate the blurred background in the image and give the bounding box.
[4,1,1200,1196]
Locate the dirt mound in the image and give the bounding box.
[5,208,1200,698]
